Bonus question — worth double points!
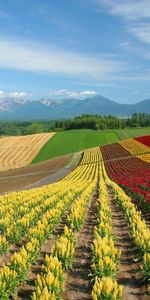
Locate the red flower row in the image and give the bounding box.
[134,135,150,148]
[101,143,150,203]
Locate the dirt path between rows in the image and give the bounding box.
[62,191,98,300]
[108,189,148,300]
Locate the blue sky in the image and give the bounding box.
[0,0,150,103]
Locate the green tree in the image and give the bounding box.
[26,123,44,134]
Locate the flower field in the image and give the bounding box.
[0,135,149,299]
[135,135,150,148]
[119,138,150,163]
[101,143,150,203]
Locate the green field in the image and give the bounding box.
[32,129,118,163]
[32,127,150,163]
[116,127,150,140]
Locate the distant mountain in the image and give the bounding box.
[0,95,150,120]
[0,97,28,111]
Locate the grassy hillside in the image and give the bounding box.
[32,129,118,163]
[32,127,150,164]
[116,127,150,140]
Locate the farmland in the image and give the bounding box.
[101,142,150,203]
[32,129,118,163]
[0,132,55,171]
[0,154,71,194]
[0,128,149,170]
[116,127,150,140]
[0,136,149,299]
[33,127,150,163]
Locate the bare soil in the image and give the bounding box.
[0,154,70,178]
[0,244,19,267]
[0,155,77,194]
[0,174,49,194]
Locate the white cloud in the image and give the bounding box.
[0,90,30,99]
[80,90,97,96]
[97,0,150,45]
[129,23,150,44]
[0,38,123,78]
[50,89,97,98]
[99,0,150,20]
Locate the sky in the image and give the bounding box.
[0,0,150,103]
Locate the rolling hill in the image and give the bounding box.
[33,127,150,163]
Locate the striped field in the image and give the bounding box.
[0,132,55,171]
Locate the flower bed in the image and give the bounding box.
[135,135,150,148]
[101,143,150,203]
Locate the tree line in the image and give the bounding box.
[55,113,150,130]
[0,113,149,136]
[0,121,56,136]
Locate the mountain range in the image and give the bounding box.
[0,95,150,120]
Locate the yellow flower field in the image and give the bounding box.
[119,138,150,163]
[0,141,149,299]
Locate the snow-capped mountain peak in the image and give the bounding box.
[40,99,52,106]
[0,97,29,111]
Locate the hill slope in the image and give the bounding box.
[32,127,150,163]
[32,129,118,163]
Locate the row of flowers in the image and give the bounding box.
[0,163,95,255]
[101,143,150,203]
[0,184,75,254]
[119,138,150,163]
[0,195,73,298]
[91,164,123,300]
[0,182,67,254]
[102,162,150,293]
[32,163,98,299]
[81,147,102,165]
[135,135,150,148]
[0,162,98,299]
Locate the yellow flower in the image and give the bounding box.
[91,291,98,300]
[37,274,43,289]
[32,292,37,300]
[64,225,69,235]
[46,272,54,286]
[118,285,123,298]
[104,256,111,265]
[103,277,114,295]
[147,284,150,295]
[42,286,49,300]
